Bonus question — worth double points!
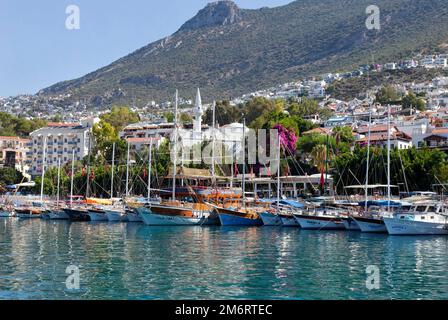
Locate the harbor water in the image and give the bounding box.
[1,218,448,300]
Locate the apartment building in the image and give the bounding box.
[0,136,30,174]
[28,120,97,176]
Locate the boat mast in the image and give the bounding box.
[125,141,130,197]
[86,131,92,198]
[277,133,281,211]
[147,140,153,201]
[211,100,216,187]
[172,89,179,201]
[387,104,391,212]
[56,157,61,207]
[110,142,115,199]
[70,149,75,208]
[242,116,246,208]
[40,136,47,203]
[365,111,372,212]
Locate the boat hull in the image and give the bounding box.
[279,215,300,227]
[16,209,41,219]
[259,212,282,226]
[0,211,11,218]
[384,217,448,235]
[294,215,345,230]
[342,217,361,231]
[64,208,90,222]
[106,210,128,222]
[139,207,204,226]
[88,210,109,221]
[126,211,143,222]
[354,217,387,233]
[49,211,69,220]
[218,212,263,227]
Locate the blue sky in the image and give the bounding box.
[0,0,292,97]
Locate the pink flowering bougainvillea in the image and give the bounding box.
[273,124,297,154]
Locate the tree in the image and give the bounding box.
[203,100,240,126]
[164,111,174,123]
[180,112,193,124]
[402,91,426,111]
[0,168,24,187]
[100,106,140,132]
[375,85,399,104]
[311,144,328,173]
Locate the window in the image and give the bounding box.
[431,216,435,219]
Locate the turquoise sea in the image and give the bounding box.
[1,218,448,300]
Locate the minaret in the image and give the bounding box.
[193,88,203,141]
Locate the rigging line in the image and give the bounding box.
[348,168,363,186]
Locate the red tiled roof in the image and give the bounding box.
[356,133,411,143]
[432,128,448,135]
[47,122,79,127]
[126,137,160,143]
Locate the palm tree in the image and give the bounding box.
[311,144,327,173]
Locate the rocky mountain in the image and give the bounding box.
[39,0,448,107]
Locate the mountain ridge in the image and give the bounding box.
[39,0,448,107]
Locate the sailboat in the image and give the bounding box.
[214,117,264,226]
[260,134,282,226]
[64,144,90,222]
[353,106,393,233]
[138,89,217,226]
[18,136,49,219]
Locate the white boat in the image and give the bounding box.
[88,209,109,221]
[49,210,69,220]
[259,211,282,226]
[0,211,11,218]
[126,209,143,222]
[342,217,361,231]
[279,213,300,227]
[294,207,346,230]
[137,204,214,226]
[353,216,387,233]
[16,208,42,219]
[106,209,128,222]
[384,203,448,235]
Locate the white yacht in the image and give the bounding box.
[384,203,448,235]
[294,207,346,230]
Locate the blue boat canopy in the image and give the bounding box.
[279,200,305,208]
[357,200,403,207]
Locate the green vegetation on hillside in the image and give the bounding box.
[40,0,448,107]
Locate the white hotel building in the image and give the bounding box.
[28,119,98,176]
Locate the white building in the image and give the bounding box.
[435,57,448,68]
[28,120,97,176]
